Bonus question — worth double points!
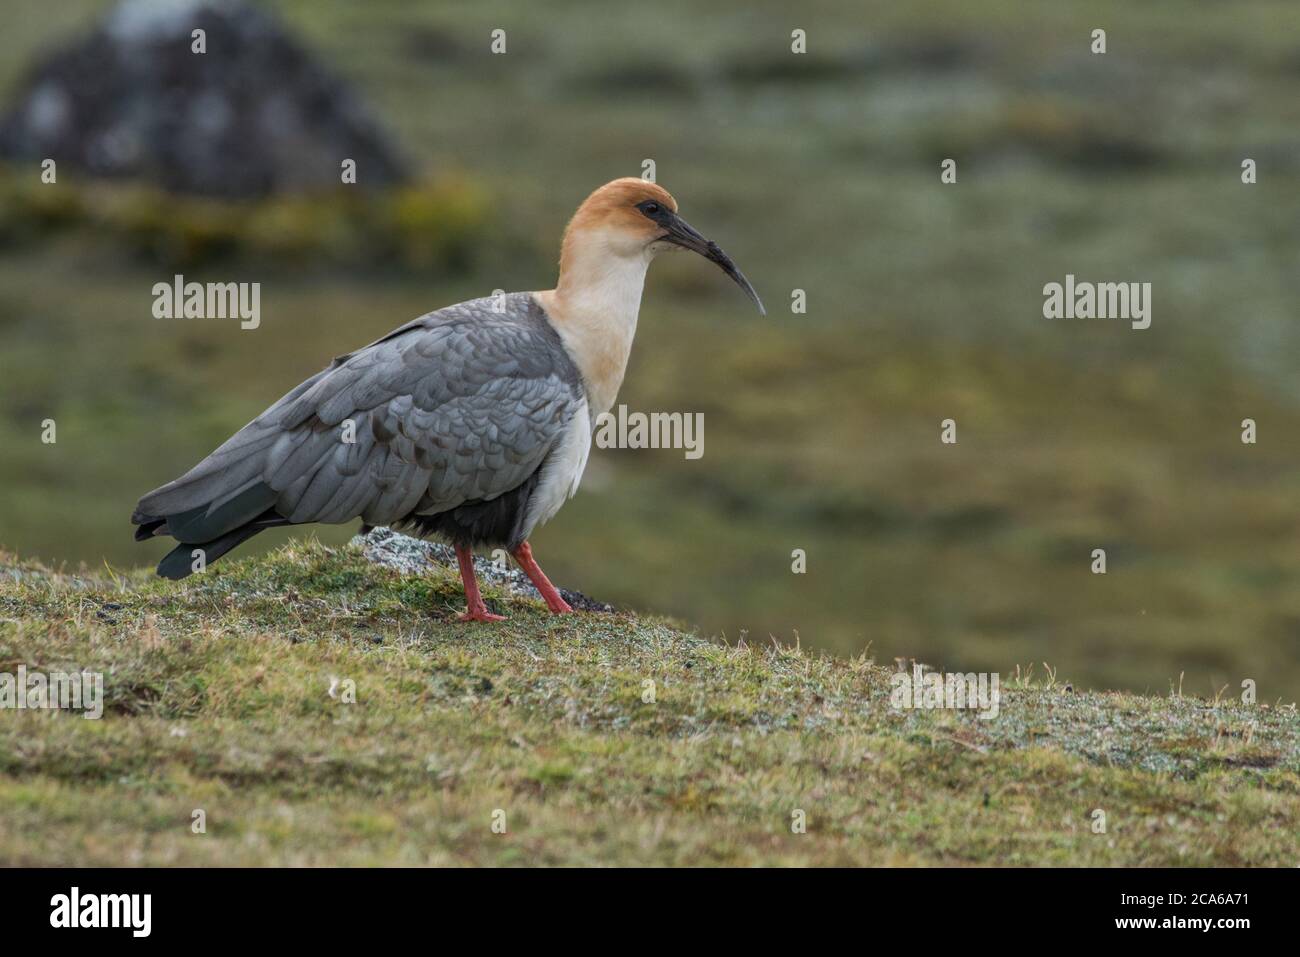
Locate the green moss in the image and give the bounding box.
[0,166,490,272]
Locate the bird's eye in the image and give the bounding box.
[642,202,660,215]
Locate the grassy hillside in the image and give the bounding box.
[1,541,1295,866]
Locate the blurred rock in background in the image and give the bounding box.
[0,0,407,197]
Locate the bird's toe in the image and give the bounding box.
[458,609,508,623]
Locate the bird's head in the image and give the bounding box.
[560,177,764,315]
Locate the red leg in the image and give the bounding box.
[455,544,506,623]
[511,541,573,614]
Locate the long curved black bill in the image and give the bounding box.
[663,214,765,316]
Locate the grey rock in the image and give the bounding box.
[0,0,407,197]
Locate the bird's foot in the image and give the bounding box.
[458,605,507,623]
[545,595,574,615]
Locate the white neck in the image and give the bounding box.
[536,241,653,417]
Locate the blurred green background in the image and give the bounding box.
[2,0,1299,698]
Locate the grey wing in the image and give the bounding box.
[133,294,585,538]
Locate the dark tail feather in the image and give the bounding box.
[135,480,289,579]
[163,482,279,543]
[134,518,166,542]
[157,523,269,581]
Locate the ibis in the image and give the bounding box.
[132,178,764,621]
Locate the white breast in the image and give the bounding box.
[520,400,592,539]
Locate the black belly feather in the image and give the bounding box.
[397,466,542,550]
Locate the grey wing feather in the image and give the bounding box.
[133,294,584,538]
